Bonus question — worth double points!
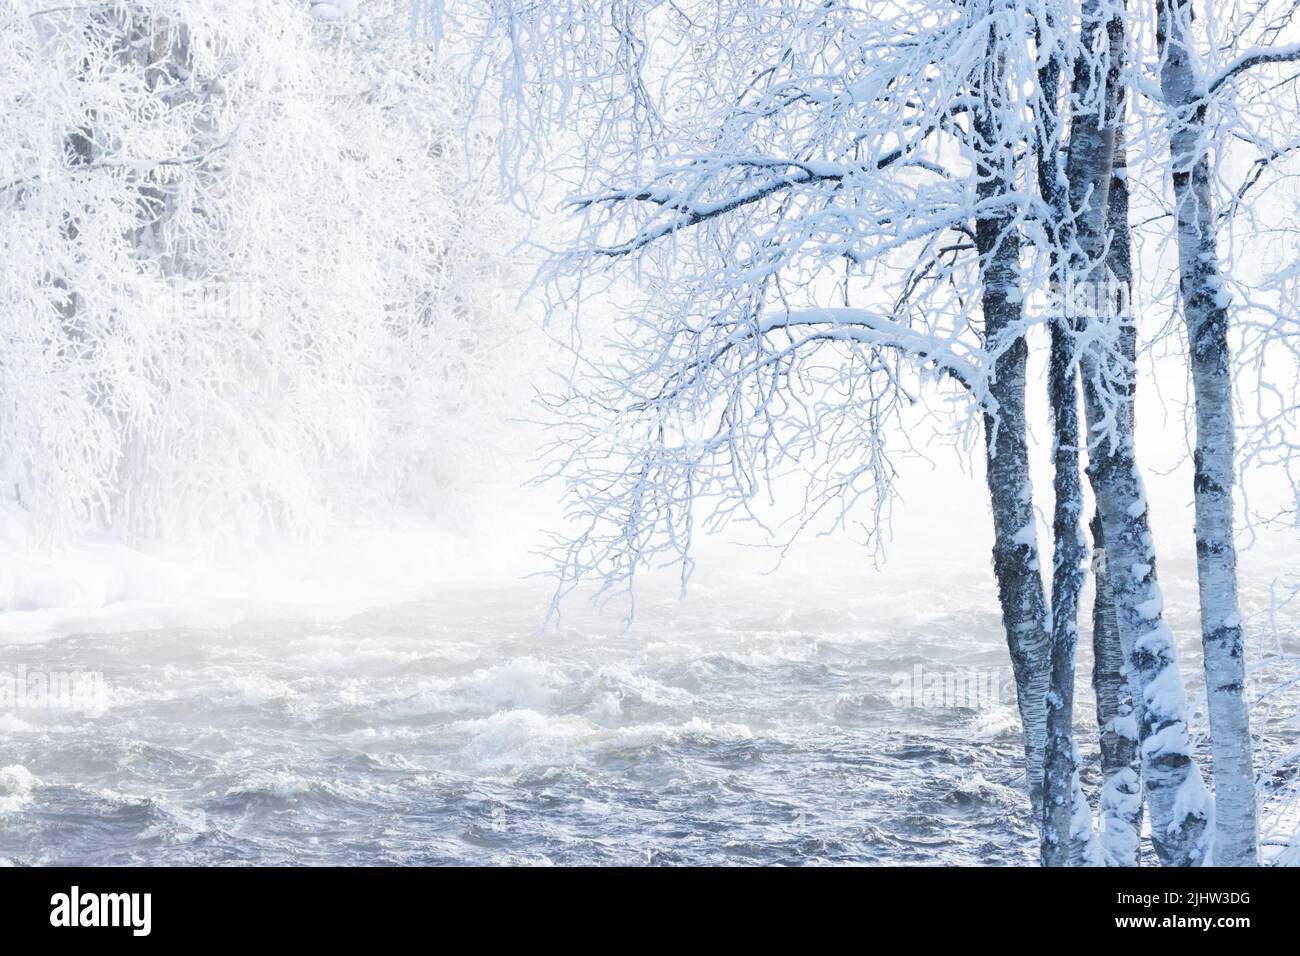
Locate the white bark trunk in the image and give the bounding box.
[1075,0,1214,867]
[1155,0,1258,866]
[974,22,1051,822]
[1091,122,1144,868]
[1092,513,1144,866]
[1036,6,1098,864]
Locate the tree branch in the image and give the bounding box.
[1208,42,1300,95]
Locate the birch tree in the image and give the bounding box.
[1034,0,1099,867]
[430,0,1300,865]
[1221,2,1300,863]
[1044,0,1218,867]
[972,8,1053,830]
[430,0,1095,843]
[1089,125,1144,867]
[1149,0,1298,868]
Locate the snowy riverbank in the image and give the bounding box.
[0,503,538,644]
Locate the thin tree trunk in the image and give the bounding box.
[1034,7,1096,865]
[1083,421,1214,865]
[1091,124,1145,868]
[1155,0,1258,866]
[1091,514,1144,864]
[1043,317,1094,866]
[973,23,1051,823]
[1072,0,1214,867]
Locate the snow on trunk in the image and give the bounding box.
[1155,0,1258,867]
[1074,1,1213,867]
[1091,514,1144,865]
[1035,7,1097,866]
[1043,316,1095,866]
[1090,123,1144,868]
[974,24,1051,822]
[1083,409,1214,866]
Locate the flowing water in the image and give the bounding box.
[1,550,1296,866]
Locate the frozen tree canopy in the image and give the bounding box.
[0,0,514,546]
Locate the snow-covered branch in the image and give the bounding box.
[1208,41,1300,94]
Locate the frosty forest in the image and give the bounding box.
[2,0,1300,873]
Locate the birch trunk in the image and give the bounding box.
[974,25,1051,821]
[1043,317,1094,866]
[1091,514,1144,864]
[1072,1,1214,866]
[1155,0,1258,866]
[1091,125,1144,868]
[1083,425,1214,865]
[1035,10,1096,865]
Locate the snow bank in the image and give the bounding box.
[0,501,538,644]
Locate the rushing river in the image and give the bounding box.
[1,548,1297,866]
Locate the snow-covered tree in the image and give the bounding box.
[0,0,514,547]
[432,0,1081,850]
[430,0,1300,865]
